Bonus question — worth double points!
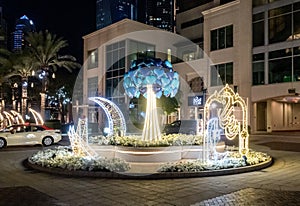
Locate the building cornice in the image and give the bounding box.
[82,19,159,40]
[202,0,240,17]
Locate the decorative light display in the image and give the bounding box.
[89,97,126,136]
[123,58,179,99]
[10,110,25,124]
[203,84,249,161]
[28,108,44,125]
[123,58,179,141]
[206,117,223,160]
[0,109,43,130]
[68,118,97,157]
[68,97,126,157]
[2,111,14,126]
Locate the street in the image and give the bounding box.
[0,133,300,205]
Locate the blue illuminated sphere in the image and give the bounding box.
[123,58,180,99]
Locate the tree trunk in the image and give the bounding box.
[21,77,28,117]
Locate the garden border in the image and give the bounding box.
[24,157,273,180]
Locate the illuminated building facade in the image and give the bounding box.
[138,0,175,32]
[86,0,300,133]
[13,15,35,52]
[96,0,137,30]
[173,0,300,132]
[96,0,174,32]
[81,19,170,132]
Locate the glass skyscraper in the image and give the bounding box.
[96,0,137,30]
[96,0,174,32]
[13,15,35,52]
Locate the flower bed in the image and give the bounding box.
[158,150,271,172]
[27,146,272,178]
[89,133,203,147]
[29,146,130,172]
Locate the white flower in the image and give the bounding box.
[29,146,130,172]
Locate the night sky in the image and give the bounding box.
[4,0,96,63]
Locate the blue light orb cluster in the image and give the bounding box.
[123,58,180,99]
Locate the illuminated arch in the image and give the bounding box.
[68,97,126,157]
[28,108,44,125]
[10,110,25,124]
[89,97,126,136]
[2,111,14,126]
[203,84,249,161]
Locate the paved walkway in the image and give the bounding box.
[0,133,300,205]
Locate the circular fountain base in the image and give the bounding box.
[89,145,205,162]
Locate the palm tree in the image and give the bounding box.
[5,51,36,116]
[25,30,81,119]
[0,48,17,112]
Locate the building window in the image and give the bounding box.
[210,25,233,51]
[252,0,268,7]
[167,48,172,62]
[253,13,264,47]
[220,0,235,5]
[88,77,98,98]
[87,49,98,69]
[211,62,233,86]
[182,52,195,62]
[177,0,213,13]
[181,17,203,29]
[252,53,265,85]
[252,0,281,7]
[268,5,292,44]
[106,41,126,101]
[268,48,292,84]
[128,40,155,63]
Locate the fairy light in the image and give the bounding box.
[203,84,249,161]
[68,97,126,157]
[10,110,25,124]
[89,97,126,137]
[28,108,44,125]
[2,111,14,126]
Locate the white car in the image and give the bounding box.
[0,124,62,149]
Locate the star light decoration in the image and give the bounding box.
[123,58,180,99]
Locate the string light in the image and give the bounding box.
[203,84,249,161]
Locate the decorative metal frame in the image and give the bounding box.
[203,84,249,161]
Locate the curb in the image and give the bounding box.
[24,158,273,180]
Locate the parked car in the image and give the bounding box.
[163,120,200,135]
[0,124,62,149]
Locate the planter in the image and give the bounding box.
[90,145,115,159]
[115,146,182,163]
[181,145,203,159]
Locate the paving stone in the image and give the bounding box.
[0,133,300,205]
[0,186,68,206]
[191,188,300,206]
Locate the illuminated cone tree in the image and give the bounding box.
[123,58,179,141]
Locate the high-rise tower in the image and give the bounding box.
[138,0,174,32]
[13,15,35,52]
[96,0,174,32]
[96,0,137,30]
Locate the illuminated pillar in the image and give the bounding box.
[40,92,46,120]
